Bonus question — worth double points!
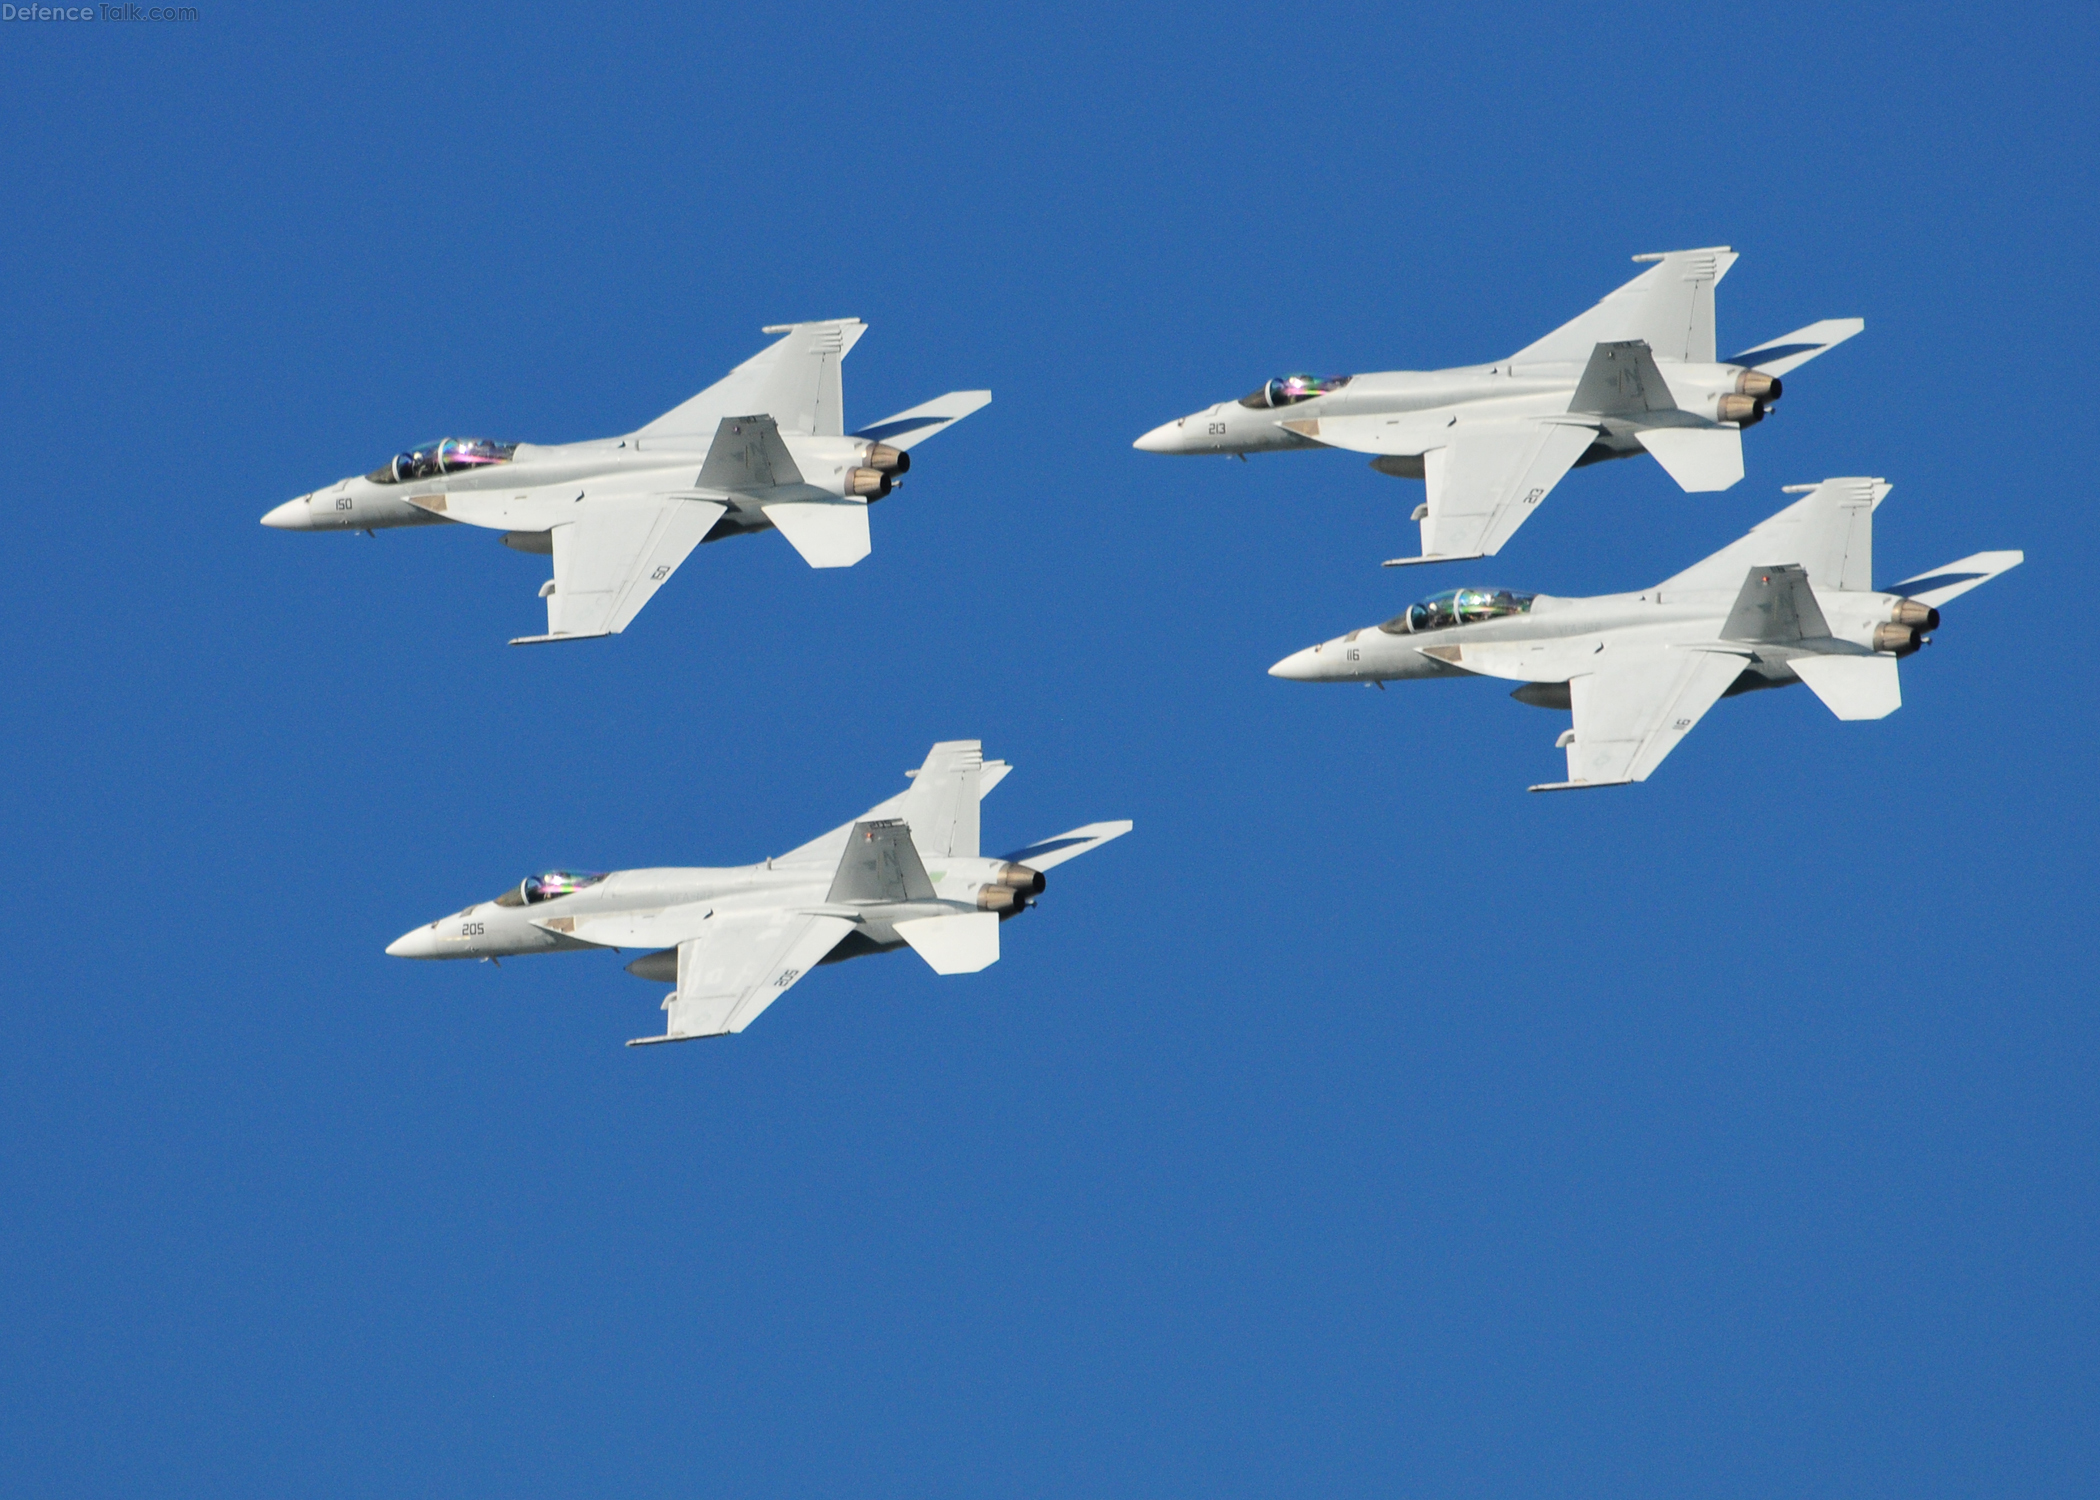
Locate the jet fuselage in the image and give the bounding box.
[262,429,899,541]
[1270,583,1926,694]
[1134,360,1765,464]
[386,855,1031,967]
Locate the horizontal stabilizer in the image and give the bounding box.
[1726,318,1865,377]
[894,911,1000,975]
[998,820,1133,872]
[1721,563,1830,643]
[851,390,992,451]
[1637,425,1743,492]
[1885,550,2024,608]
[1789,653,1902,720]
[764,499,870,568]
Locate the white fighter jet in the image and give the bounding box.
[1135,247,1861,567]
[384,742,1131,1044]
[1269,478,2020,791]
[262,320,989,644]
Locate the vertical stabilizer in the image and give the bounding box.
[826,820,937,904]
[1720,564,1830,643]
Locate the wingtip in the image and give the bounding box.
[1630,244,1733,262]
[508,630,613,646]
[1382,553,1479,568]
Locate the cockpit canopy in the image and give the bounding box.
[1238,373,1352,409]
[1379,587,1535,634]
[492,870,608,907]
[367,437,518,485]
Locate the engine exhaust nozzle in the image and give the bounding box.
[991,862,1046,894]
[845,467,893,499]
[976,885,1023,914]
[1889,600,1941,630]
[1717,394,1766,426]
[1735,370,1782,401]
[863,443,909,475]
[1874,623,1927,656]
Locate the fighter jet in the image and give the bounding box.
[1134,247,1861,567]
[262,320,989,644]
[1268,478,2020,791]
[385,741,1131,1044]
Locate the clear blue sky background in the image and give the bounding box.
[2,3,2095,1496]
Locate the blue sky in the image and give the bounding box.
[3,3,2096,1495]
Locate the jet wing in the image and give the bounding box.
[1510,247,1738,366]
[1378,422,1598,565]
[1662,478,1891,593]
[629,909,859,1045]
[1533,648,1748,791]
[511,498,726,645]
[771,740,1009,874]
[636,320,867,440]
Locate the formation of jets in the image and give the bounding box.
[261,246,2020,1042]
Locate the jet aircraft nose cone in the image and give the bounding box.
[1269,645,1325,681]
[1133,419,1187,453]
[386,925,437,959]
[261,496,312,529]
